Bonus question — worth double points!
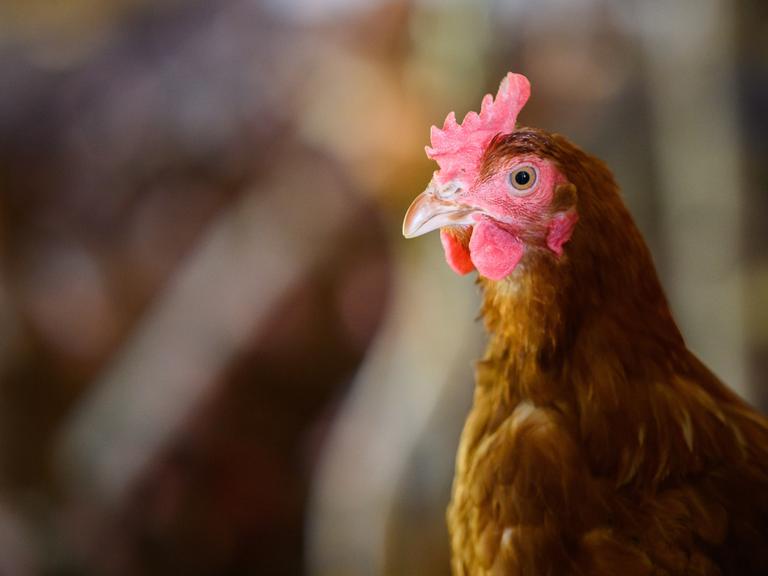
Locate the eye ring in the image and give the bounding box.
[508,166,537,194]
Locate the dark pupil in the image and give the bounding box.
[514,170,530,186]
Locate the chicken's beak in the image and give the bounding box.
[402,179,477,238]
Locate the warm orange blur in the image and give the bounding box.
[0,0,765,574]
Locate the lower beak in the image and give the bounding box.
[402,184,477,239]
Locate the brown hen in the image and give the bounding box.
[403,73,768,575]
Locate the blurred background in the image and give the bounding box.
[0,0,765,574]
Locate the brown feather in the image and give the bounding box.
[447,129,768,575]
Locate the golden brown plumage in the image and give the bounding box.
[444,129,768,575]
[402,73,768,574]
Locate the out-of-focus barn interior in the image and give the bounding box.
[0,0,765,574]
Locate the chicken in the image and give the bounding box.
[402,72,768,575]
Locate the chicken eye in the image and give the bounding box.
[508,166,537,193]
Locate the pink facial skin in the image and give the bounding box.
[424,74,580,280]
[437,155,578,279]
[463,155,565,231]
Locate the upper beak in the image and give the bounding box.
[402,179,477,238]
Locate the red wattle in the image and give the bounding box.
[468,220,524,280]
[440,229,475,275]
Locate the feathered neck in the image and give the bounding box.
[476,148,685,405]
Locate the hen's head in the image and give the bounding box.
[403,72,579,281]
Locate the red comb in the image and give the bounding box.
[426,72,531,184]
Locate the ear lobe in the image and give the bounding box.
[546,182,578,256]
[546,209,579,256]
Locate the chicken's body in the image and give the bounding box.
[403,74,768,575]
